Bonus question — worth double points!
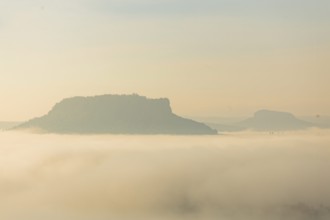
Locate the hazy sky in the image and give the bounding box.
[1,0,329,121]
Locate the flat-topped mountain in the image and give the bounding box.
[16,94,217,135]
[237,109,314,131]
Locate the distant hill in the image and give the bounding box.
[16,94,217,135]
[204,122,246,132]
[299,115,330,129]
[189,116,250,132]
[237,109,314,131]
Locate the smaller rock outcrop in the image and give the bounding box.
[237,109,314,131]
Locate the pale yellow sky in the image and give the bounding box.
[1,0,329,121]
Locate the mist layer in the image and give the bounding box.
[0,130,330,220]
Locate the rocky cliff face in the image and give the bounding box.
[17,94,217,135]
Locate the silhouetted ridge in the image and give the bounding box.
[17,94,217,135]
[237,109,314,131]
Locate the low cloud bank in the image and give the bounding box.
[1,130,330,220]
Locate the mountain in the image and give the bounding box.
[237,109,314,131]
[16,94,217,135]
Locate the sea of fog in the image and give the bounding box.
[1,130,330,220]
